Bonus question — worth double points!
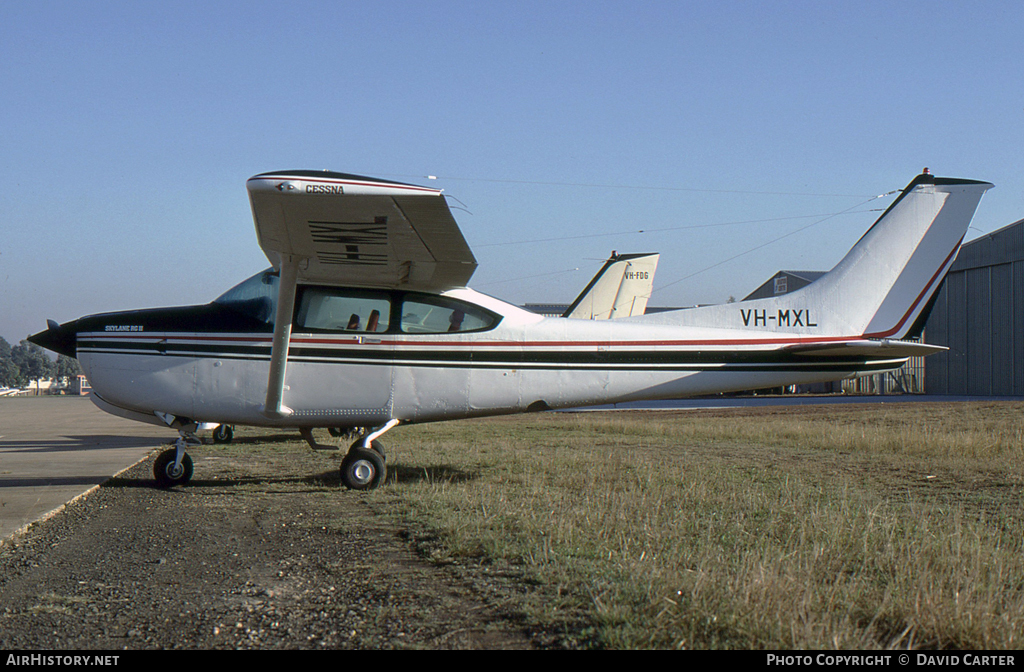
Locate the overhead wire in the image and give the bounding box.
[475,267,582,288]
[381,172,877,198]
[476,209,884,248]
[651,190,899,295]
[383,169,901,298]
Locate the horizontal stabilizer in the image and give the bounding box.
[783,339,946,359]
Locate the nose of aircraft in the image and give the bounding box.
[28,319,80,359]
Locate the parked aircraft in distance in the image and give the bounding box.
[561,252,659,320]
[30,169,992,489]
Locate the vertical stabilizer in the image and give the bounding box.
[563,252,660,319]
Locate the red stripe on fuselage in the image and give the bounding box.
[84,333,862,349]
[862,237,962,339]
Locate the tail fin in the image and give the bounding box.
[633,173,992,338]
[563,252,660,319]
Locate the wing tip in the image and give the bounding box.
[247,170,439,192]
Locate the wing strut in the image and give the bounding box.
[263,254,301,418]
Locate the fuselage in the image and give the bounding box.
[37,269,900,430]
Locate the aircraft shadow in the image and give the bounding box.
[0,475,115,488]
[101,473,335,491]
[386,463,476,485]
[100,462,476,491]
[0,432,308,457]
[217,433,307,446]
[0,435,171,454]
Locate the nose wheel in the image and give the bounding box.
[154,428,198,488]
[154,446,194,487]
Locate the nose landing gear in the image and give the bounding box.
[154,428,199,488]
[154,447,194,488]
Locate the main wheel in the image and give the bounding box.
[346,437,386,458]
[212,424,234,444]
[340,445,386,490]
[154,448,194,488]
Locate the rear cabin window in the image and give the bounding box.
[399,295,498,334]
[296,288,391,333]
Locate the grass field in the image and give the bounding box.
[357,401,1024,649]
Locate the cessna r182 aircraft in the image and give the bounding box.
[30,169,992,490]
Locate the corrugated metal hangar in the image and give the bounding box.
[742,271,826,301]
[925,217,1024,395]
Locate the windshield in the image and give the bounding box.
[214,268,279,324]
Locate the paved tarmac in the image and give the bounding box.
[0,396,174,543]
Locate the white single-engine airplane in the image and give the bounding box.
[30,169,991,490]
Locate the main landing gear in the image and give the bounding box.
[212,424,234,444]
[338,419,399,491]
[298,419,398,490]
[340,439,386,490]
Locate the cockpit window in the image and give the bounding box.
[214,269,279,324]
[399,294,499,334]
[217,276,501,335]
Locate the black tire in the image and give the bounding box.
[347,437,386,459]
[212,424,234,444]
[154,448,194,488]
[340,445,386,490]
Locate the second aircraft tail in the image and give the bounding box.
[563,252,660,319]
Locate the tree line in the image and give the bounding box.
[0,336,82,389]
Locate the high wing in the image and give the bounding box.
[247,170,477,291]
[248,170,477,418]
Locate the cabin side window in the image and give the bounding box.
[399,294,499,334]
[295,287,391,333]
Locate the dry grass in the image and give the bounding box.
[371,401,1024,649]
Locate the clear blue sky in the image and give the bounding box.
[2,0,1022,345]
